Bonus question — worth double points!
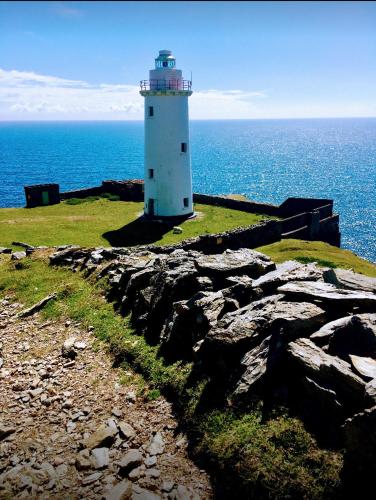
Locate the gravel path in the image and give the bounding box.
[0,296,212,499]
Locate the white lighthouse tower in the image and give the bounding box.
[140,50,193,218]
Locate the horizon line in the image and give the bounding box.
[1,116,376,123]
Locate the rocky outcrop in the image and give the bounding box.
[48,244,376,475]
[278,281,376,311]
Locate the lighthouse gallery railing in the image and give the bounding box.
[140,80,192,91]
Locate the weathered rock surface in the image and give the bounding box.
[195,248,275,280]
[287,338,365,407]
[232,334,286,401]
[252,260,327,292]
[278,281,376,310]
[201,295,326,371]
[311,314,376,359]
[326,268,376,294]
[160,290,238,360]
[349,355,376,380]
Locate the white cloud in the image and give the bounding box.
[0,68,143,119]
[0,68,268,120]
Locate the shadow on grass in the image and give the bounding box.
[102,215,189,247]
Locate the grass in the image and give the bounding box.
[196,410,343,499]
[0,253,344,498]
[257,239,376,277]
[0,198,269,249]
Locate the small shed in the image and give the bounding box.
[24,183,60,208]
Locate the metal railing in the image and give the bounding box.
[140,79,192,91]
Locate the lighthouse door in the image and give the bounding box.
[148,198,155,216]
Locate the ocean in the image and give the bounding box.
[0,118,375,262]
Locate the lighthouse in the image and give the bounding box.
[140,50,193,218]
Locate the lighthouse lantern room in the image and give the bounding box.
[140,50,193,218]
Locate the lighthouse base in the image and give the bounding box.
[143,211,195,222]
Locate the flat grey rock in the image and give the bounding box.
[287,338,365,405]
[278,280,376,308]
[195,248,275,278]
[311,314,376,359]
[252,260,324,292]
[326,268,376,294]
[350,355,376,380]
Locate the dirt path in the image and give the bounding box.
[0,297,213,499]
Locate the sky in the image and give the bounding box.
[0,0,375,120]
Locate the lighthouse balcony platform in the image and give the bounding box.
[140,79,192,96]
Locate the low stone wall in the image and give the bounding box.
[60,185,103,200]
[138,220,282,255]
[192,193,280,216]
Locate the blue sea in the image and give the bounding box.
[0,119,375,263]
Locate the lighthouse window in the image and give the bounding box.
[148,106,154,117]
[163,61,168,68]
[181,142,187,153]
[183,198,189,208]
[148,169,154,179]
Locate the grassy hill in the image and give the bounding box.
[0,197,269,249]
[257,239,376,277]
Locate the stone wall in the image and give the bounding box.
[49,244,376,490]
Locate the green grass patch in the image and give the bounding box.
[196,410,343,499]
[0,199,269,249]
[257,239,376,277]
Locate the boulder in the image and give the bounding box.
[287,338,365,408]
[278,281,376,311]
[120,267,157,315]
[252,260,326,293]
[200,295,326,373]
[350,355,376,381]
[231,334,286,402]
[311,314,376,360]
[49,246,86,266]
[160,290,238,360]
[325,268,376,294]
[136,257,202,341]
[195,248,275,281]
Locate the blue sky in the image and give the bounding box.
[1,1,375,120]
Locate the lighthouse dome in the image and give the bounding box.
[155,50,176,69]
